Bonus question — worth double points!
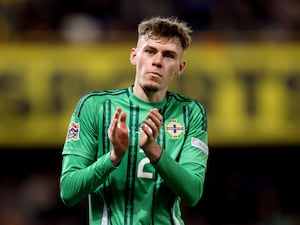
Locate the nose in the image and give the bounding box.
[152,53,162,68]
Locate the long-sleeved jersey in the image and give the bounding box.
[60,86,209,225]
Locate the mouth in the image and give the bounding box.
[148,71,162,77]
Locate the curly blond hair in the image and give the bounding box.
[138,16,193,50]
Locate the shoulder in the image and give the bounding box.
[79,88,129,104]
[167,91,208,131]
[81,88,129,101]
[73,88,129,117]
[167,91,206,114]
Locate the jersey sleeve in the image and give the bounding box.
[60,95,116,206]
[60,152,116,206]
[153,101,208,207]
[62,96,98,160]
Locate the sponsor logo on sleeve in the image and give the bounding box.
[191,137,209,155]
[66,121,80,141]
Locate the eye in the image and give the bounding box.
[145,49,155,55]
[165,53,174,58]
[163,52,175,59]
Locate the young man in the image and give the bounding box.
[60,16,209,225]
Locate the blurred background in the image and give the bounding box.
[0,0,300,224]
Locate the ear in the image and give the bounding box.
[176,60,186,76]
[130,48,137,65]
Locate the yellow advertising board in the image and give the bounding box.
[0,43,299,148]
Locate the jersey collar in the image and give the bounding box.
[128,86,167,110]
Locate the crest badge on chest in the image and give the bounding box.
[165,119,185,139]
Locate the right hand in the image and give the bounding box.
[108,107,129,165]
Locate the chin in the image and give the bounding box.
[143,85,159,92]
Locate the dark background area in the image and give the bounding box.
[1,0,300,42]
[1,146,299,225]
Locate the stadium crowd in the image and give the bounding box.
[0,0,300,42]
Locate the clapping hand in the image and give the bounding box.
[140,108,163,162]
[108,107,129,165]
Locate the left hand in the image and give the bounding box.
[140,108,163,160]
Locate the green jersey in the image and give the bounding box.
[60,86,208,225]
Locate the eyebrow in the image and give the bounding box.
[144,45,178,56]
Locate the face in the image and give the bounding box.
[130,34,186,98]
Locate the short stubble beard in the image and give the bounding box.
[143,85,159,93]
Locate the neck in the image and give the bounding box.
[133,85,166,102]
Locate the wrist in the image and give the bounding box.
[143,142,162,163]
[110,150,122,166]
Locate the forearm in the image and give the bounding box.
[153,150,206,207]
[60,152,115,206]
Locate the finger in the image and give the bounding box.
[149,109,163,124]
[112,107,121,120]
[109,107,122,132]
[143,118,161,139]
[119,111,127,129]
[143,119,156,132]
[141,124,153,136]
[147,113,162,129]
